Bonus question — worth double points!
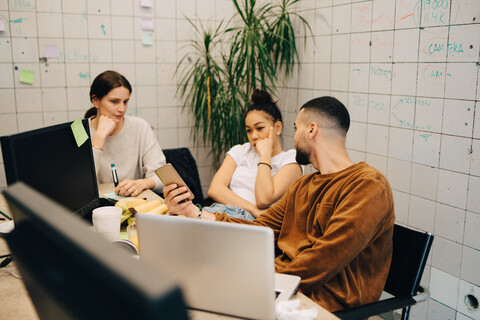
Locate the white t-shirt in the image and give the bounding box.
[227,142,300,205]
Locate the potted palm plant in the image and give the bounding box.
[176,0,311,168]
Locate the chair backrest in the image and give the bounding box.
[163,147,205,205]
[384,224,434,297]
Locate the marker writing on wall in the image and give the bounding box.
[111,164,119,187]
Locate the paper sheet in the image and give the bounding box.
[0,221,14,234]
[45,44,59,58]
[102,193,135,201]
[140,0,152,8]
[142,32,153,46]
[141,18,154,31]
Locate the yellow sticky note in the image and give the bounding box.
[19,69,35,85]
[142,33,153,46]
[71,118,89,147]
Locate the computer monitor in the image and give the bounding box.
[1,119,109,218]
[3,182,188,320]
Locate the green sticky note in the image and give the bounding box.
[142,32,153,46]
[71,118,89,147]
[19,69,35,85]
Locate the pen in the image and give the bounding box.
[111,163,119,187]
[0,209,12,220]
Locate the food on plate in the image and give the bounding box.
[129,199,164,214]
[115,198,147,211]
[145,203,169,215]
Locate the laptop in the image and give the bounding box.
[3,182,188,320]
[0,119,115,223]
[136,214,301,320]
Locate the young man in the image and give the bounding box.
[163,96,395,312]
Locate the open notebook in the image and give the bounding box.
[136,214,300,320]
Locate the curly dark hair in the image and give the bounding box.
[244,89,283,124]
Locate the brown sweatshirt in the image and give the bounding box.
[215,162,395,312]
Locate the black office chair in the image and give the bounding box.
[333,224,434,320]
[163,147,205,205]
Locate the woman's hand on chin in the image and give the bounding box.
[255,127,274,158]
[96,115,117,137]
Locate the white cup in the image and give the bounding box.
[92,206,122,242]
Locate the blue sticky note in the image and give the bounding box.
[70,118,88,147]
[103,193,135,201]
[142,32,153,46]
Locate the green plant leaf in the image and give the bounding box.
[175,0,311,168]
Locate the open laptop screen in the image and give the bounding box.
[4,182,188,320]
[1,119,99,214]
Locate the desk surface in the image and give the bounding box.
[0,184,338,320]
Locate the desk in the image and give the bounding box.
[0,185,338,320]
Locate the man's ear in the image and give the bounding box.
[307,122,318,138]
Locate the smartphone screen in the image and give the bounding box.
[155,164,194,200]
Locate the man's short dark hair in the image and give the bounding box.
[300,96,350,134]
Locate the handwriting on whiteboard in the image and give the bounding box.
[10,0,35,10]
[414,0,459,29]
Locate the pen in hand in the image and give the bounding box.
[111,163,119,187]
[0,209,12,221]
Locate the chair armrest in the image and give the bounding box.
[333,285,431,320]
[414,285,430,303]
[333,296,417,320]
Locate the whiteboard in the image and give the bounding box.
[305,0,479,316]
[0,0,206,193]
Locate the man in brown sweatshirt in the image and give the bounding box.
[164,96,395,312]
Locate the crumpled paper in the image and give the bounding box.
[276,299,318,320]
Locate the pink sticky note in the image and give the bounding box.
[140,0,152,8]
[45,44,59,58]
[0,19,5,32]
[141,18,154,31]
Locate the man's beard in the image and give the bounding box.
[295,145,310,165]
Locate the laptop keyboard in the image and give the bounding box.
[74,197,117,222]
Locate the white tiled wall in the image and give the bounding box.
[296,0,479,318]
[0,0,231,194]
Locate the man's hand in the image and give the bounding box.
[163,184,198,218]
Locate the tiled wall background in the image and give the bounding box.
[0,0,479,319]
[0,0,235,194]
[294,0,479,319]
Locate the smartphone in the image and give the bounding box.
[155,163,194,200]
